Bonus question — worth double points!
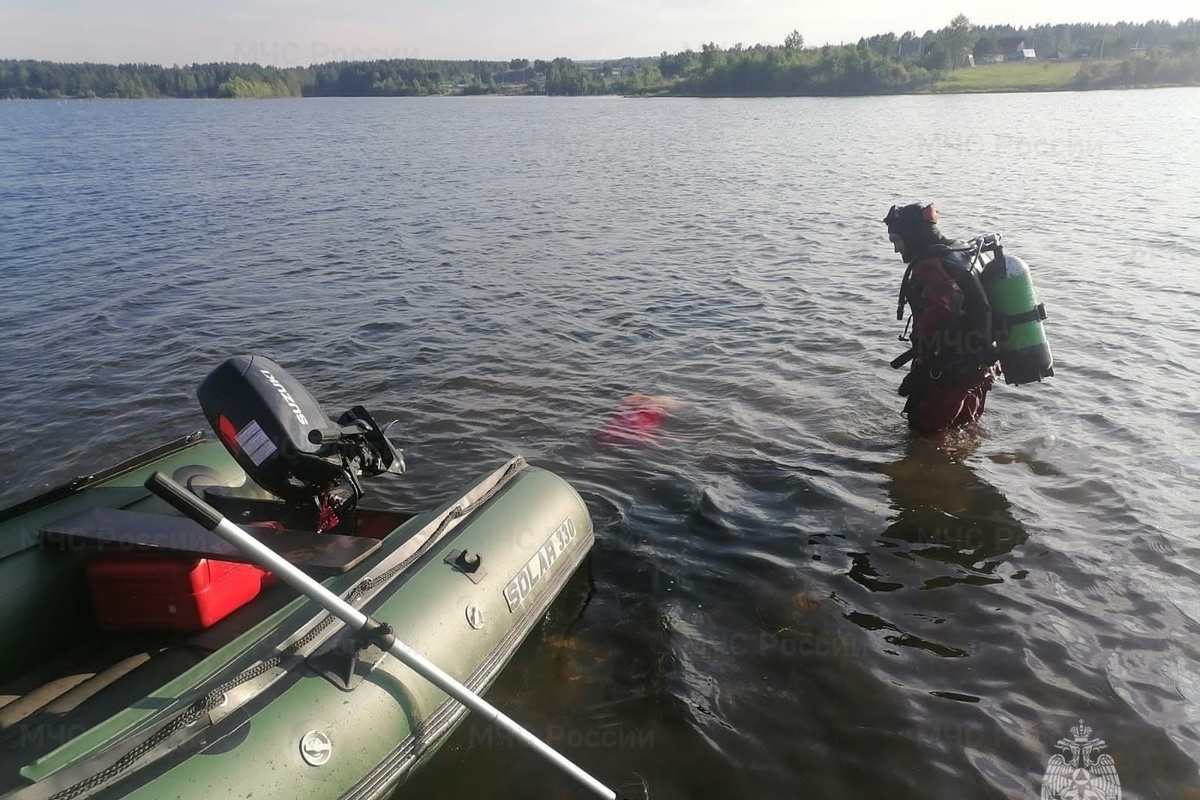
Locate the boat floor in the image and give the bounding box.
[0,579,301,791]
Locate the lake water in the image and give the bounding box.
[2,90,1200,799]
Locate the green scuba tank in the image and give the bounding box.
[978,239,1054,386]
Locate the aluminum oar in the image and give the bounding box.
[145,471,629,800]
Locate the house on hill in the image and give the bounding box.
[997,36,1037,60]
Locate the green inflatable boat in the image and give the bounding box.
[0,355,596,800]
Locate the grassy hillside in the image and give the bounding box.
[922,60,1084,92]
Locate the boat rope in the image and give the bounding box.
[48,458,525,800]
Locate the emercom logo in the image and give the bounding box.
[1041,719,1120,800]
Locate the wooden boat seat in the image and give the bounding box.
[40,507,382,576]
[0,639,207,788]
[0,577,305,790]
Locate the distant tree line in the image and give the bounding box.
[852,18,1200,66]
[653,40,934,95]
[0,55,668,98]
[644,16,1200,95]
[0,62,307,99]
[0,59,537,99]
[2,17,1198,99]
[1072,48,1200,88]
[968,19,1200,60]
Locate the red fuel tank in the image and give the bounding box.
[86,554,273,631]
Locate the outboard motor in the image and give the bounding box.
[197,355,404,532]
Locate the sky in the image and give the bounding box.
[0,0,1196,66]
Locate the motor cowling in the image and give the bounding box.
[197,355,404,508]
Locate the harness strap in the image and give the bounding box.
[896,262,915,320]
[999,304,1047,326]
[890,349,915,370]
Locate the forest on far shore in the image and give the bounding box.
[2,16,1198,99]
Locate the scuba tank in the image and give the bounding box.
[972,234,1054,386]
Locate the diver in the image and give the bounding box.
[884,203,1000,436]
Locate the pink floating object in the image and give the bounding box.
[594,401,668,448]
